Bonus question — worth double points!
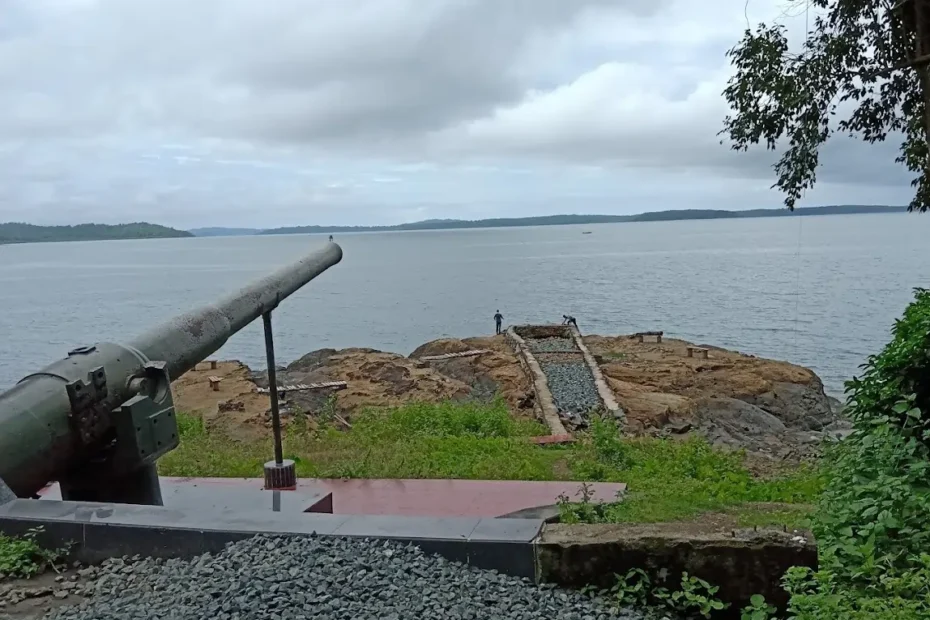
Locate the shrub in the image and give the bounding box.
[743,288,930,618]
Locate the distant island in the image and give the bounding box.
[188,204,907,237]
[0,222,193,245]
[2,205,909,244]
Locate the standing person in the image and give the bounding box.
[494,310,504,335]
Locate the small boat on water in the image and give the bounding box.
[581,231,592,235]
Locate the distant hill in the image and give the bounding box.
[0,222,193,245]
[188,227,261,237]
[5,206,907,243]
[259,205,907,235]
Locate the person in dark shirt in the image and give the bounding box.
[494,310,504,335]
[562,314,578,328]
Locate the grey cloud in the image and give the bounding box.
[0,0,909,228]
[0,0,661,144]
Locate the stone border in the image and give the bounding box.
[567,326,625,423]
[506,326,569,437]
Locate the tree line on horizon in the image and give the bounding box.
[195,204,905,236]
[0,222,193,245]
[0,205,908,243]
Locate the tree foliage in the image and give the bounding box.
[737,289,930,618]
[0,222,192,245]
[796,287,930,616]
[721,0,930,211]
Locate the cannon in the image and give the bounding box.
[0,242,343,507]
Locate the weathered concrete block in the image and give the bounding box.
[536,523,816,612]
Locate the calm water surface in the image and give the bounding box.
[1,213,927,396]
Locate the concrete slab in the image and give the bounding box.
[36,477,624,518]
[302,478,625,516]
[38,478,333,515]
[127,478,624,517]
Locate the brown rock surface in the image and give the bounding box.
[174,336,533,438]
[583,334,844,459]
[172,333,844,457]
[409,336,534,414]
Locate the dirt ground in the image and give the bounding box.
[0,567,94,619]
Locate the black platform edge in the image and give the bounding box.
[0,499,543,580]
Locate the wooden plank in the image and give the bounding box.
[419,349,490,362]
[254,381,347,394]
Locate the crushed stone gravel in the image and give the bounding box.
[526,337,577,354]
[36,535,646,620]
[539,361,602,417]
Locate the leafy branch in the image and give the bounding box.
[720,0,930,211]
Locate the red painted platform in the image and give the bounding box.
[38,477,625,518]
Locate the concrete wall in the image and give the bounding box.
[537,524,817,613]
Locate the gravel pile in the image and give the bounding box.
[526,337,577,354]
[42,535,644,620]
[539,361,602,417]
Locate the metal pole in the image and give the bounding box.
[261,310,295,490]
[262,311,284,465]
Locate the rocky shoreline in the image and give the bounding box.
[172,332,850,462]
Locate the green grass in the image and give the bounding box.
[159,399,823,526]
[730,504,814,530]
[0,527,70,579]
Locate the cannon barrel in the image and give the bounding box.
[130,241,342,380]
[0,242,342,501]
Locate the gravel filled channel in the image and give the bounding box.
[538,360,602,420]
[39,535,645,620]
[524,337,603,422]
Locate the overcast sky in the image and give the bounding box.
[0,0,913,229]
